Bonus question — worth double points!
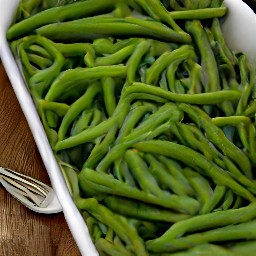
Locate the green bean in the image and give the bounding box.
[133,140,255,202]
[45,65,127,102]
[211,18,235,65]
[86,217,103,241]
[150,220,256,252]
[95,41,139,66]
[179,104,252,179]
[212,116,251,127]
[237,122,250,151]
[126,40,151,85]
[56,114,120,151]
[232,195,243,209]
[96,103,182,172]
[133,0,159,20]
[55,92,169,151]
[176,123,212,160]
[95,238,134,256]
[149,39,175,57]
[212,116,251,150]
[155,243,233,256]
[170,7,227,20]
[13,0,42,22]
[169,0,207,10]
[70,109,94,136]
[125,83,241,104]
[166,50,195,93]
[167,122,187,145]
[90,107,104,127]
[104,196,191,222]
[221,189,234,210]
[45,110,58,129]
[146,202,256,252]
[18,35,65,99]
[93,38,138,55]
[102,77,117,117]
[96,121,173,173]
[36,17,191,43]
[84,46,96,68]
[185,59,204,94]
[78,168,200,214]
[146,45,194,85]
[124,149,163,197]
[145,0,189,35]
[26,44,53,60]
[159,70,169,91]
[113,159,137,187]
[116,102,156,142]
[236,55,255,115]
[157,156,194,196]
[75,197,148,256]
[185,20,220,92]
[183,167,213,208]
[58,82,101,141]
[53,42,95,57]
[85,126,118,169]
[229,241,256,256]
[27,53,53,69]
[244,99,256,117]
[57,158,81,198]
[37,100,70,146]
[145,154,192,196]
[7,0,121,40]
[37,100,70,117]
[249,123,256,166]
[211,0,225,8]
[200,185,226,214]
[119,103,182,143]
[219,156,256,195]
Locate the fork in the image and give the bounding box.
[0,167,62,214]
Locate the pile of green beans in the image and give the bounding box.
[8,0,256,255]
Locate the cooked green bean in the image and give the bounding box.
[75,197,148,256]
[133,140,255,202]
[124,83,241,104]
[7,0,121,40]
[183,167,213,209]
[146,202,256,252]
[36,17,191,43]
[45,65,127,102]
[58,82,101,141]
[149,220,256,252]
[102,77,117,117]
[185,20,220,92]
[145,154,192,196]
[95,238,134,256]
[179,104,252,178]
[126,40,151,85]
[170,7,227,20]
[104,195,191,222]
[78,168,200,214]
[200,185,226,214]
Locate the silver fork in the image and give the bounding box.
[0,167,62,214]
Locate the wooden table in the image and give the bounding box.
[0,63,81,256]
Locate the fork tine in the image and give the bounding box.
[0,167,53,208]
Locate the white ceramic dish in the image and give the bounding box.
[0,1,255,255]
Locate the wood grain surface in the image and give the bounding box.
[0,63,81,256]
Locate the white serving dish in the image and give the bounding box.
[0,1,255,255]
